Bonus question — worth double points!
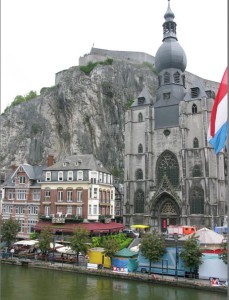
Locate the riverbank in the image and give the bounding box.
[1,258,227,295]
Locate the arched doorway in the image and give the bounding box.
[156,194,181,232]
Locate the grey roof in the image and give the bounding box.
[44,154,110,173]
[131,87,153,107]
[11,164,43,180]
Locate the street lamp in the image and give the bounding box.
[174,234,178,279]
[52,231,56,262]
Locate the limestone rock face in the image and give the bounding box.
[0,60,158,176]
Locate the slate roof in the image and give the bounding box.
[43,154,109,173]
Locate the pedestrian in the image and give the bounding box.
[10,248,15,259]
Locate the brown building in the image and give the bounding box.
[2,164,43,239]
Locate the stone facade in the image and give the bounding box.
[123,2,227,232]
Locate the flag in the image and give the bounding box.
[208,67,228,154]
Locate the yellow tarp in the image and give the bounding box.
[131,225,150,229]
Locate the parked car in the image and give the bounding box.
[122,229,139,238]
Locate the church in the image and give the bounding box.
[123,1,227,232]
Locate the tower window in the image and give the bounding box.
[190,187,204,214]
[136,168,143,180]
[164,72,170,84]
[193,137,199,148]
[138,144,143,153]
[173,72,180,83]
[134,189,144,213]
[158,75,162,87]
[182,75,186,88]
[156,151,179,187]
[192,104,197,114]
[163,92,170,100]
[138,112,143,122]
[192,165,202,177]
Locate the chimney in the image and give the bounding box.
[47,155,54,167]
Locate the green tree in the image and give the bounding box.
[38,227,52,260]
[140,231,166,274]
[70,227,90,264]
[1,218,20,250]
[219,239,228,264]
[180,234,203,276]
[103,237,120,260]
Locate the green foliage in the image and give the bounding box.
[30,232,38,240]
[70,227,90,263]
[1,218,20,249]
[142,62,158,74]
[124,98,135,111]
[103,237,119,259]
[80,59,113,74]
[140,231,166,273]
[6,90,38,111]
[111,168,123,178]
[38,227,52,254]
[180,234,203,273]
[91,233,131,250]
[219,240,228,264]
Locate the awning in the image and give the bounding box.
[131,225,150,229]
[34,221,124,234]
[14,240,39,246]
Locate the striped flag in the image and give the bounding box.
[208,67,228,154]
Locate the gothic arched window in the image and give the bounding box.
[138,144,143,153]
[164,72,170,84]
[156,151,179,186]
[136,168,143,180]
[173,71,180,83]
[134,189,144,213]
[189,187,204,214]
[138,112,143,122]
[193,137,199,148]
[192,104,197,114]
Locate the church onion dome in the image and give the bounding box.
[155,0,187,73]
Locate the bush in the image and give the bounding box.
[80,59,113,74]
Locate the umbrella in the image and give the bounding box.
[50,242,64,249]
[131,225,149,229]
[14,240,39,246]
[56,246,77,255]
[56,246,83,256]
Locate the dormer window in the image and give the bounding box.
[19,176,26,184]
[191,87,200,98]
[67,171,73,181]
[77,170,83,181]
[46,172,51,181]
[58,171,63,181]
[138,97,145,104]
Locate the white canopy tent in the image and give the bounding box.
[14,240,39,246]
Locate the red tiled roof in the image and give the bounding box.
[34,220,124,234]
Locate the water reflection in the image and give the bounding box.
[1,265,226,300]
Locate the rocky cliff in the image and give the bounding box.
[0,58,158,177]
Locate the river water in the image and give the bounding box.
[1,264,226,300]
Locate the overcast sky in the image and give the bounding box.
[1,0,227,113]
